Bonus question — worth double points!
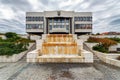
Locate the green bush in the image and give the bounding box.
[92,44,108,53]
[0,47,26,56]
[0,42,28,56]
[0,47,14,56]
[0,32,33,56]
[109,37,120,43]
[0,42,15,51]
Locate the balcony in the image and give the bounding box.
[26,28,43,33]
[75,29,92,33]
[49,28,69,33]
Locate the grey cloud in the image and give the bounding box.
[0,0,120,34]
[109,19,120,25]
[0,0,32,11]
[40,0,49,5]
[0,19,25,34]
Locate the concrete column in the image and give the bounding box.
[64,18,66,28]
[69,19,70,34]
[48,19,50,34]
[72,17,75,34]
[44,17,46,34]
[52,18,53,31]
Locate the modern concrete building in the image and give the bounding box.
[26,11,92,36]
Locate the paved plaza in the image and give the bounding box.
[0,45,120,80]
[0,56,120,80]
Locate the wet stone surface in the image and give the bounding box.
[0,60,120,80]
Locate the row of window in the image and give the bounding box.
[26,24,92,29]
[49,25,69,30]
[74,17,92,21]
[26,17,44,21]
[49,19,69,23]
[75,24,92,29]
[26,24,43,29]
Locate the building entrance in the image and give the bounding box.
[46,17,72,34]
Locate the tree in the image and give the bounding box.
[5,32,18,39]
[5,32,20,42]
[96,33,100,35]
[15,38,29,49]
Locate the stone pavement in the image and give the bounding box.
[0,59,120,80]
[0,44,120,80]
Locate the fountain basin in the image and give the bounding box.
[27,34,93,63]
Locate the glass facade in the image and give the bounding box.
[26,12,92,34]
[26,24,43,29]
[26,17,44,21]
[48,18,70,32]
[74,17,92,21]
[75,24,92,29]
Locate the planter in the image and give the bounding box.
[85,42,120,67]
[0,51,27,62]
[0,43,34,62]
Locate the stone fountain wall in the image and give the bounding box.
[27,34,93,63]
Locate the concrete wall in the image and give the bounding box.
[79,35,120,41]
[18,34,28,39]
[27,34,93,63]
[0,51,27,62]
[26,29,43,33]
[0,43,34,62]
[44,11,74,17]
[85,42,120,67]
[30,35,41,40]
[109,43,120,52]
[27,49,93,63]
[75,29,92,33]
[0,35,6,39]
[74,12,92,16]
[26,11,92,34]
[91,35,120,38]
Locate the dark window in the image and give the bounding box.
[26,24,43,29]
[49,19,52,23]
[66,25,69,30]
[49,25,52,30]
[117,48,120,51]
[26,16,44,21]
[66,19,69,23]
[83,17,85,21]
[74,17,78,21]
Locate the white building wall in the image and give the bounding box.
[26,11,92,34]
[30,35,41,40]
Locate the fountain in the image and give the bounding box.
[40,34,78,55]
[27,34,93,63]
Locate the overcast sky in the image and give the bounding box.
[0,0,120,34]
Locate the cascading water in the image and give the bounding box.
[39,34,79,56]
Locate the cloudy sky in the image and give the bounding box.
[0,0,120,34]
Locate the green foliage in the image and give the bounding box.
[92,44,108,53]
[5,32,20,42]
[5,32,17,38]
[109,37,120,43]
[0,42,27,56]
[0,47,14,56]
[0,37,2,41]
[96,33,100,35]
[0,32,33,56]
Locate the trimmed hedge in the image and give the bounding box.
[92,44,108,53]
[0,42,27,56]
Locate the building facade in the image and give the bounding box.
[26,11,92,36]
